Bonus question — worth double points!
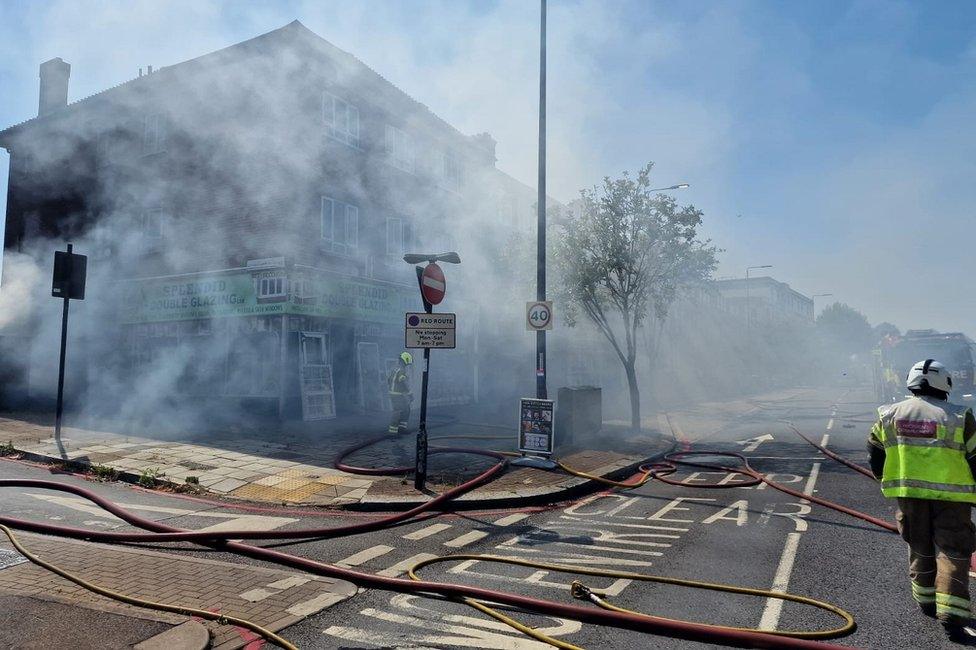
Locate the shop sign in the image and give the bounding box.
[518,397,554,456]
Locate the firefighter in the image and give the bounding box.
[869,359,976,640]
[388,352,413,434]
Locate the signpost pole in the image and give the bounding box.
[54,243,73,456]
[414,266,432,491]
[536,0,547,402]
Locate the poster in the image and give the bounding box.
[518,397,554,455]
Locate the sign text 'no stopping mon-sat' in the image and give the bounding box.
[404,312,456,349]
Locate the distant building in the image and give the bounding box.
[711,276,813,324]
[0,21,538,420]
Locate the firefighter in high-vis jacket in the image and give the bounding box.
[388,352,413,434]
[869,359,976,640]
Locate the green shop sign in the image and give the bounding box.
[120,269,417,324]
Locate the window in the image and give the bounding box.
[386,217,412,256]
[258,276,286,298]
[440,151,463,193]
[321,196,359,256]
[143,114,166,154]
[322,92,360,147]
[384,124,414,173]
[142,208,165,239]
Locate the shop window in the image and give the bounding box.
[321,196,359,256]
[322,92,360,147]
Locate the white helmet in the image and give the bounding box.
[906,359,952,394]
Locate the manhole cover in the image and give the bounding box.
[0,548,27,571]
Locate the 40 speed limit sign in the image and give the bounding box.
[526,301,553,331]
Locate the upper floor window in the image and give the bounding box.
[440,151,463,193]
[258,276,286,299]
[321,196,359,256]
[323,92,360,147]
[386,217,412,256]
[143,114,166,155]
[385,125,414,173]
[142,207,166,239]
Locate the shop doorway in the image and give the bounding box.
[298,332,336,420]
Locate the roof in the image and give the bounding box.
[0,20,473,146]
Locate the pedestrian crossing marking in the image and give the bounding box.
[444,530,489,547]
[377,553,439,577]
[493,513,530,527]
[337,545,395,567]
[403,523,452,540]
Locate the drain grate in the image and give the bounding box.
[0,548,27,571]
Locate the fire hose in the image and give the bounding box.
[0,428,887,650]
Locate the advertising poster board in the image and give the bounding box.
[518,397,554,455]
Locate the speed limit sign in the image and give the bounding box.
[526,301,553,331]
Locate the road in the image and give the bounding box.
[0,385,966,649]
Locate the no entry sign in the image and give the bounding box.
[421,263,446,305]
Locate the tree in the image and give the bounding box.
[556,163,718,430]
[873,321,900,342]
[816,302,875,356]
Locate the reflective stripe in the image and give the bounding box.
[967,433,976,455]
[883,436,967,453]
[913,582,936,596]
[954,427,966,445]
[936,604,972,620]
[915,594,937,604]
[937,593,972,610]
[881,478,976,494]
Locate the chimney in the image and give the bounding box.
[38,57,71,117]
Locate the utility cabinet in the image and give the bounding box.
[556,386,602,449]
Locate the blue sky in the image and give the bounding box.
[2,0,975,333]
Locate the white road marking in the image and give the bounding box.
[736,434,774,452]
[445,530,489,547]
[758,532,803,631]
[337,545,395,567]
[826,419,834,430]
[377,553,438,578]
[820,433,830,447]
[801,463,821,502]
[403,522,452,540]
[286,592,346,616]
[493,513,530,527]
[322,594,581,649]
[758,459,822,631]
[194,514,297,533]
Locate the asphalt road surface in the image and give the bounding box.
[0,385,968,649]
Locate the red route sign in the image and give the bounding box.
[421,263,446,305]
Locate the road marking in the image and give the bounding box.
[323,594,581,648]
[377,553,439,578]
[801,463,821,502]
[195,514,297,533]
[403,523,452,540]
[736,434,774,452]
[493,513,530,527]
[758,460,822,631]
[820,433,830,447]
[286,592,346,616]
[444,530,489,547]
[826,419,834,430]
[337,545,395,567]
[266,576,311,590]
[758,532,803,631]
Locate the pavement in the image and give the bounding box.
[0,408,673,509]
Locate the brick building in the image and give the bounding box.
[0,21,538,420]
